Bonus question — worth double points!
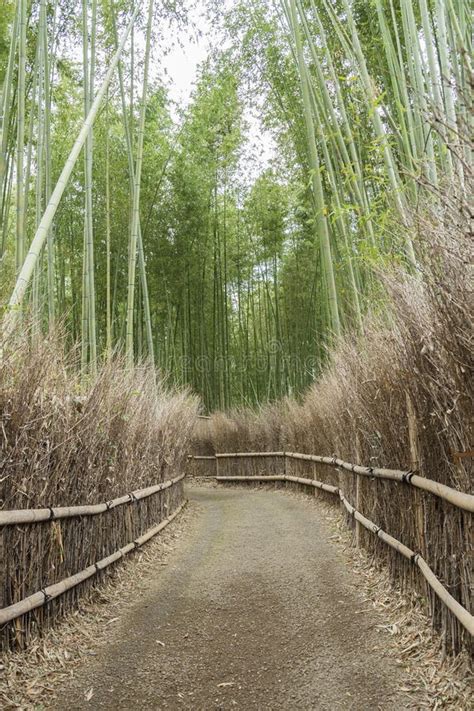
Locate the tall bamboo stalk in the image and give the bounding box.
[0,1,19,235]
[15,0,27,276]
[125,0,154,367]
[110,2,155,364]
[41,0,55,328]
[105,92,112,360]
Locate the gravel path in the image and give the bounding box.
[52,485,419,710]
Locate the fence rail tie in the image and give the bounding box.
[105,501,113,511]
[129,492,138,503]
[411,552,420,564]
[40,588,51,604]
[373,524,381,534]
[402,471,414,484]
[48,507,55,521]
[133,540,140,549]
[94,562,101,573]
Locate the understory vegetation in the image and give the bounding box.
[1,337,198,510]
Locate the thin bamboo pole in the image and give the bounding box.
[0,474,185,526]
[41,0,55,328]
[126,0,154,367]
[105,92,112,359]
[15,0,27,275]
[0,1,19,215]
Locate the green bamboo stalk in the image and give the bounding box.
[87,0,97,370]
[81,0,90,371]
[15,0,27,275]
[105,92,112,360]
[41,0,55,328]
[125,0,154,367]
[0,1,19,224]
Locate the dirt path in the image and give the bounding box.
[51,485,420,710]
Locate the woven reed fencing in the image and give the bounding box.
[197,451,473,656]
[0,473,186,650]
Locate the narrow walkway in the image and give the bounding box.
[52,485,417,710]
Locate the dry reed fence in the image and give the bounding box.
[194,188,473,656]
[0,337,198,650]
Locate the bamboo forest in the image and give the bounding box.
[0,1,472,707]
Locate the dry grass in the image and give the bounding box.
[0,336,199,649]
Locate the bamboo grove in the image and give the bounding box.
[0,1,471,409]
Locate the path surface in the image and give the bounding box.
[52,485,416,710]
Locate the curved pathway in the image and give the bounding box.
[52,485,418,710]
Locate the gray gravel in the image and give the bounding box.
[52,485,420,710]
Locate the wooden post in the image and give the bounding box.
[0,531,4,609]
[406,392,425,557]
[215,455,219,480]
[355,433,362,547]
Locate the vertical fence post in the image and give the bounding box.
[406,392,425,558]
[355,433,362,547]
[215,455,220,479]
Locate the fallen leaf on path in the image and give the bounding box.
[156,640,165,647]
[218,682,235,688]
[85,687,94,701]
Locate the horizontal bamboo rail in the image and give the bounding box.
[212,452,474,512]
[0,501,187,626]
[0,474,185,526]
[216,474,474,637]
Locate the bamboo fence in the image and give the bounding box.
[204,451,473,654]
[0,473,186,650]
